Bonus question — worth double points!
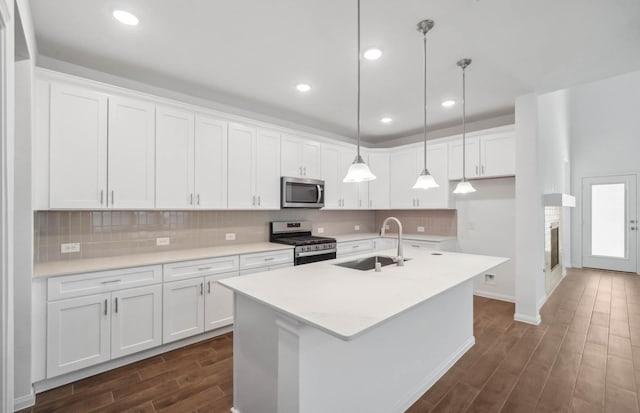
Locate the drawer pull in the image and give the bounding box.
[200,283,204,296]
[207,281,211,294]
[198,267,213,271]
[101,279,121,284]
[264,257,275,261]
[352,245,360,249]
[104,299,108,315]
[411,244,421,248]
[115,297,118,313]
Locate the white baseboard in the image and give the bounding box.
[14,390,35,410]
[473,291,515,303]
[394,335,476,412]
[514,312,541,325]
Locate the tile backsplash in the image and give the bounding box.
[35,209,457,263]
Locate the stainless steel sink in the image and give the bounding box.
[334,255,411,271]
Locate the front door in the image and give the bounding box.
[582,175,638,272]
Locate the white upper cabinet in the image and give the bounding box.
[367,152,389,209]
[49,84,108,209]
[228,124,281,209]
[390,143,450,209]
[448,131,515,180]
[194,116,228,209]
[281,135,321,179]
[155,107,195,209]
[480,132,515,177]
[107,96,156,209]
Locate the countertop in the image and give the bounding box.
[34,242,294,278]
[220,248,507,341]
[332,233,457,243]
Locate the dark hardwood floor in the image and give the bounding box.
[19,268,640,412]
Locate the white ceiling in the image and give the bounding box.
[30,0,640,143]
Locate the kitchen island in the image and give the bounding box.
[220,248,508,413]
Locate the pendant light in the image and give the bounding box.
[343,0,376,183]
[412,19,439,190]
[453,58,476,194]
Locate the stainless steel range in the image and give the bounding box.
[270,221,336,265]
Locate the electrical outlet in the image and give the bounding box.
[61,243,80,253]
[484,273,496,285]
[225,233,236,241]
[354,225,360,231]
[417,226,425,232]
[156,237,170,246]
[317,227,325,234]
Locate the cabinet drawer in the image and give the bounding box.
[337,239,376,256]
[47,265,162,301]
[163,256,239,282]
[240,250,293,271]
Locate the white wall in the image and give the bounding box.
[456,178,516,302]
[570,70,640,270]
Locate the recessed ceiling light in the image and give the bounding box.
[380,117,393,124]
[363,48,382,60]
[296,83,312,92]
[441,100,456,108]
[113,10,139,26]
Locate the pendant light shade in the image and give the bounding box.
[413,19,438,190]
[453,58,476,194]
[343,0,376,183]
[343,154,376,183]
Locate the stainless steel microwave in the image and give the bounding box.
[281,177,325,208]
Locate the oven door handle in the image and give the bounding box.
[316,185,323,204]
[296,248,336,258]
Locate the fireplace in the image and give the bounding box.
[550,223,559,270]
[545,206,563,295]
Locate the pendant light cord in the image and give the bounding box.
[356,0,361,159]
[461,64,466,181]
[422,32,427,170]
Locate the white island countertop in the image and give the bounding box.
[220,248,507,341]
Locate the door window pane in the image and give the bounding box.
[591,183,625,257]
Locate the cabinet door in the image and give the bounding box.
[480,132,515,177]
[340,149,360,209]
[448,137,480,180]
[320,145,340,209]
[49,84,108,209]
[111,285,162,359]
[280,136,302,178]
[156,107,195,208]
[162,278,205,343]
[255,129,281,209]
[47,293,111,377]
[194,116,228,209]
[416,143,450,208]
[301,141,322,179]
[368,152,389,209]
[389,149,418,209]
[204,273,238,331]
[108,96,156,209]
[228,123,256,209]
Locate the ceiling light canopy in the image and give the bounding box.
[380,116,393,124]
[441,100,456,107]
[296,83,312,92]
[363,48,382,60]
[112,10,139,26]
[413,19,439,191]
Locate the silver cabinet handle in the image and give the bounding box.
[303,167,307,176]
[481,165,485,175]
[111,190,114,206]
[104,299,108,316]
[631,226,638,231]
[100,190,104,205]
[200,283,204,296]
[207,281,211,294]
[264,257,275,261]
[475,165,479,176]
[411,244,421,248]
[258,196,261,206]
[198,266,212,271]
[417,199,420,207]
[115,297,118,313]
[299,166,303,175]
[352,245,360,249]
[197,194,200,205]
[101,279,121,284]
[631,220,637,224]
[189,193,194,205]
[252,195,256,206]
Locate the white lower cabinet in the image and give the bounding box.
[163,272,239,344]
[46,283,162,377]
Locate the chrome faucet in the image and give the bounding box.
[381,217,404,266]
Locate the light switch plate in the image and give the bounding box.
[354,225,360,231]
[317,227,325,234]
[61,243,80,253]
[484,273,496,285]
[156,237,170,246]
[417,226,425,232]
[225,233,236,241]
